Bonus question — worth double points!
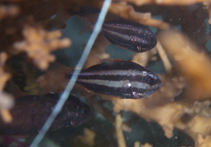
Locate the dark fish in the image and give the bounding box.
[67,61,161,99]
[67,7,157,52]
[102,19,157,52]
[0,94,91,136]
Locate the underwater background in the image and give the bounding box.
[0,0,211,147]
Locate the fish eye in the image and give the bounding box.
[147,34,155,43]
[147,77,155,85]
[82,108,88,114]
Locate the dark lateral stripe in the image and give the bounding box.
[78,75,124,81]
[102,29,144,43]
[82,62,149,72]
[103,24,145,35]
[103,26,137,36]
[102,30,132,44]
[77,81,130,97]
[103,23,148,33]
[102,24,145,39]
[103,23,139,32]
[103,33,134,50]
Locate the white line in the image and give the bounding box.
[79,70,148,76]
[77,79,150,89]
[103,29,144,42]
[30,0,111,146]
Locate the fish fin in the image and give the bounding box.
[99,94,121,100]
[84,54,104,68]
[4,81,26,98]
[85,54,124,68]
[103,59,125,63]
[74,84,94,98]
[116,44,131,50]
[36,62,71,95]
[103,36,130,50]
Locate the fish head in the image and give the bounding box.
[131,72,161,99]
[136,31,157,52]
[63,97,91,127]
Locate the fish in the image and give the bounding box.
[67,60,161,99]
[102,18,157,52]
[67,7,157,52]
[0,94,91,136]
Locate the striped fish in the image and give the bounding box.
[66,7,156,52]
[67,61,161,99]
[102,18,157,52]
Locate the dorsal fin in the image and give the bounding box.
[103,59,125,63]
[36,62,71,95]
[84,54,104,68]
[73,84,95,98]
[85,55,125,69]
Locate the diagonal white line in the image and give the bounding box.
[30,0,111,146]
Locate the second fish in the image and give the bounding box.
[102,18,157,52]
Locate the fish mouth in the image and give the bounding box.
[137,46,154,52]
[154,82,162,90]
[139,44,157,52]
[144,43,157,50]
[149,82,162,91]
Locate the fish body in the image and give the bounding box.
[102,19,157,52]
[67,7,157,52]
[0,94,91,136]
[67,61,161,99]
